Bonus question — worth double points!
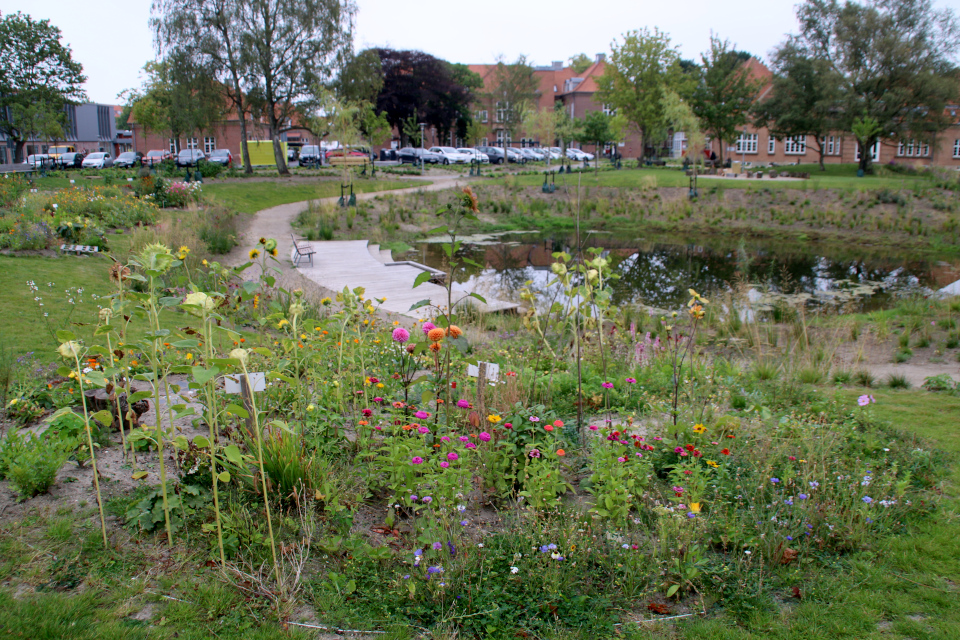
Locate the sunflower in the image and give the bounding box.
[249,248,260,259]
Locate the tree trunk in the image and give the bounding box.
[14,141,25,163]
[268,113,288,175]
[238,107,252,174]
[717,138,724,167]
[858,137,875,175]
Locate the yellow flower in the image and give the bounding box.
[177,245,190,260]
[376,383,384,389]
[277,319,289,328]
[692,424,706,434]
[202,259,208,266]
[487,414,502,423]
[8,399,17,406]
[321,297,332,305]
[249,248,260,259]
[307,404,315,412]
[185,353,193,360]
[706,460,719,468]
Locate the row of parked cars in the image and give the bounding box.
[397,146,595,166]
[22,148,235,170]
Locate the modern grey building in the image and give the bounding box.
[0,102,127,163]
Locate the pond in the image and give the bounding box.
[398,231,960,313]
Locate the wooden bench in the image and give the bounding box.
[290,234,316,268]
[60,244,100,256]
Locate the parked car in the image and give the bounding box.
[82,152,113,169]
[397,147,442,165]
[547,147,563,160]
[176,149,206,167]
[565,148,594,161]
[114,151,143,168]
[207,149,233,166]
[457,148,489,163]
[298,144,322,167]
[144,150,172,166]
[428,146,471,165]
[58,152,85,169]
[47,145,76,161]
[24,154,52,169]
[476,146,506,164]
[518,148,543,161]
[505,148,526,164]
[287,147,299,162]
[327,148,369,166]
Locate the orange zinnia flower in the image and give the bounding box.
[556,449,566,456]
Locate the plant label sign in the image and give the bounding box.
[467,362,499,382]
[222,372,266,394]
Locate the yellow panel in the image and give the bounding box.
[246,140,288,166]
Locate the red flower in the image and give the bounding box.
[721,448,730,455]
[693,450,702,458]
[788,456,796,461]
[685,444,695,452]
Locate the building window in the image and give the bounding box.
[204,137,216,153]
[602,103,616,116]
[823,135,839,155]
[495,101,510,123]
[186,137,199,150]
[856,141,881,162]
[479,138,488,147]
[476,110,488,124]
[169,138,179,153]
[784,136,806,155]
[495,130,511,146]
[736,133,758,154]
[954,139,960,158]
[897,139,929,157]
[768,136,776,154]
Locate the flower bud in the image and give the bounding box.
[58,341,82,359]
[229,348,248,364]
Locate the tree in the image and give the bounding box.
[488,56,539,147]
[751,40,842,170]
[663,89,707,186]
[152,0,258,173]
[239,0,355,174]
[0,12,86,162]
[794,0,960,174]
[596,28,687,158]
[374,49,476,146]
[569,53,592,74]
[690,35,760,165]
[123,56,225,151]
[336,48,383,104]
[11,103,67,153]
[554,103,582,164]
[578,110,625,177]
[521,105,558,165]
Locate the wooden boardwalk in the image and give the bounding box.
[296,240,518,320]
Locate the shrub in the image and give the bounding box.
[922,374,956,393]
[831,369,852,385]
[853,369,875,387]
[0,430,70,500]
[886,374,911,389]
[0,174,29,208]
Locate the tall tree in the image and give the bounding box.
[569,53,592,74]
[240,0,355,174]
[578,110,625,177]
[690,35,760,165]
[554,102,582,163]
[374,49,475,146]
[0,12,86,162]
[794,0,960,173]
[152,0,257,173]
[336,48,383,104]
[489,56,539,147]
[597,27,687,158]
[751,40,842,170]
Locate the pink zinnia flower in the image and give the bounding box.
[478,432,491,442]
[362,408,372,417]
[529,448,541,458]
[440,461,449,468]
[626,377,636,384]
[465,442,476,449]
[392,327,410,343]
[418,426,430,434]
[447,452,459,461]
[602,382,614,389]
[373,397,384,403]
[589,425,599,431]
[674,446,684,454]
[415,410,429,419]
[456,399,471,409]
[504,422,512,429]
[529,416,540,422]
[440,436,451,442]
[411,456,424,465]
[459,436,469,442]
[421,322,436,335]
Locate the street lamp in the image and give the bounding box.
[419,122,426,173]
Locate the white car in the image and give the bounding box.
[428,146,471,165]
[82,152,114,169]
[526,148,546,161]
[566,148,594,161]
[457,148,489,163]
[505,148,526,163]
[547,147,563,160]
[24,154,52,169]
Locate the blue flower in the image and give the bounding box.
[413,549,423,557]
[770,477,780,484]
[862,496,873,504]
[460,520,468,526]
[798,494,808,500]
[547,543,557,550]
[687,512,696,518]
[539,545,550,553]
[784,499,794,506]
[432,541,442,550]
[786,536,793,541]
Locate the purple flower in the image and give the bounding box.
[857,394,872,407]
[403,574,410,579]
[413,548,423,556]
[862,496,873,504]
[602,382,614,389]
[427,565,442,575]
[798,494,808,500]
[418,426,430,434]
[392,327,410,343]
[626,377,637,384]
[478,431,491,442]
[529,416,540,422]
[539,545,550,553]
[786,536,793,541]
[421,322,436,335]
[460,520,468,526]
[432,541,442,550]
[411,495,419,502]
[770,477,780,484]
[440,461,449,468]
[456,399,471,408]
[687,512,696,518]
[422,496,433,503]
[529,448,541,458]
[411,457,424,465]
[447,541,456,557]
[447,452,459,461]
[465,442,476,449]
[809,481,819,488]
[784,499,794,506]
[415,410,429,420]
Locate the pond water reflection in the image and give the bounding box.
[402,231,960,312]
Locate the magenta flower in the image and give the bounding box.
[529,416,540,422]
[588,425,599,431]
[626,377,636,384]
[456,399,471,409]
[529,448,541,458]
[674,446,684,454]
[440,461,449,468]
[478,431,491,442]
[418,426,430,434]
[440,436,451,442]
[465,442,476,449]
[415,410,429,419]
[459,436,469,442]
[421,322,436,335]
[372,396,384,403]
[411,456,424,465]
[392,327,410,343]
[362,408,372,417]
[447,452,459,461]
[617,456,626,462]
[602,382,614,389]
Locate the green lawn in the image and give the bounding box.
[202,178,419,214]
[495,163,936,192]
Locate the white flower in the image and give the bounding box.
[510,566,518,574]
[477,543,484,548]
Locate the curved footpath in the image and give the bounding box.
[221,173,505,324]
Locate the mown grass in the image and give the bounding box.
[203,178,418,214]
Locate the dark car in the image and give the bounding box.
[207,149,233,166]
[298,145,322,167]
[398,147,442,165]
[57,152,85,169]
[114,151,143,168]
[176,149,206,167]
[477,146,506,165]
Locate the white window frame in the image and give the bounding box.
[476,110,488,124]
[736,133,758,154]
[953,139,960,159]
[602,103,617,116]
[824,135,838,156]
[169,138,179,154]
[186,137,199,150]
[203,137,216,153]
[495,129,511,146]
[856,141,881,163]
[495,101,510,124]
[767,136,776,154]
[479,137,488,147]
[784,136,806,155]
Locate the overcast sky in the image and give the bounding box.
[3,0,959,104]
